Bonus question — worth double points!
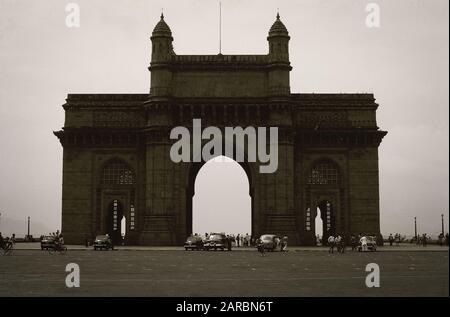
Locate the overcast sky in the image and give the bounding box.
[0,0,448,238]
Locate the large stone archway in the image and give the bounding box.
[54,13,387,245]
[188,156,253,237]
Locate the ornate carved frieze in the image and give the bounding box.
[63,94,149,110]
[291,93,378,109]
[295,130,386,147]
[53,129,141,148]
[93,110,145,128]
[296,111,350,128]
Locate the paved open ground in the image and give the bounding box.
[0,247,448,297]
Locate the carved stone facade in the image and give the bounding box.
[54,14,387,245]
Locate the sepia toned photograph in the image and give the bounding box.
[0,0,448,310]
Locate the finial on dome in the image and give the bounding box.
[268,11,289,38]
[152,10,172,37]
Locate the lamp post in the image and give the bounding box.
[27,216,30,239]
[442,214,445,235]
[414,217,417,240]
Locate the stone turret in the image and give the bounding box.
[268,13,290,60]
[151,13,174,61]
[149,14,174,97]
[267,13,291,97]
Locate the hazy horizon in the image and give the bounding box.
[0,0,448,239]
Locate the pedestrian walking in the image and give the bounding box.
[438,233,444,247]
[388,233,394,246]
[280,236,288,252]
[422,233,427,247]
[328,235,335,253]
[360,235,368,252]
[340,234,346,253]
[350,234,357,251]
[257,238,265,256]
[245,233,250,247]
[335,234,345,253]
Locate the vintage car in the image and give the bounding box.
[41,235,56,250]
[184,235,204,251]
[93,235,114,250]
[259,234,281,251]
[358,236,377,252]
[204,233,227,251]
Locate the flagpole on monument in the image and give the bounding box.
[219,1,222,54]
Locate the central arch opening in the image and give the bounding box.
[192,156,252,239]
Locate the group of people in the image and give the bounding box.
[438,233,449,246]
[46,230,65,247]
[0,232,15,250]
[325,233,371,253]
[416,234,429,246]
[230,233,254,247]
[327,234,347,253]
[201,233,256,247]
[388,232,449,247]
[387,233,403,246]
[412,233,449,247]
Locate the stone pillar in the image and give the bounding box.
[347,148,381,237]
[259,104,298,243]
[61,148,93,244]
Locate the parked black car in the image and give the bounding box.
[41,236,56,250]
[184,235,204,251]
[259,234,281,251]
[204,233,227,251]
[93,235,114,250]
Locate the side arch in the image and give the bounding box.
[302,157,346,245]
[95,157,137,245]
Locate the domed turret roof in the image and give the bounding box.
[152,13,172,37]
[268,13,289,38]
